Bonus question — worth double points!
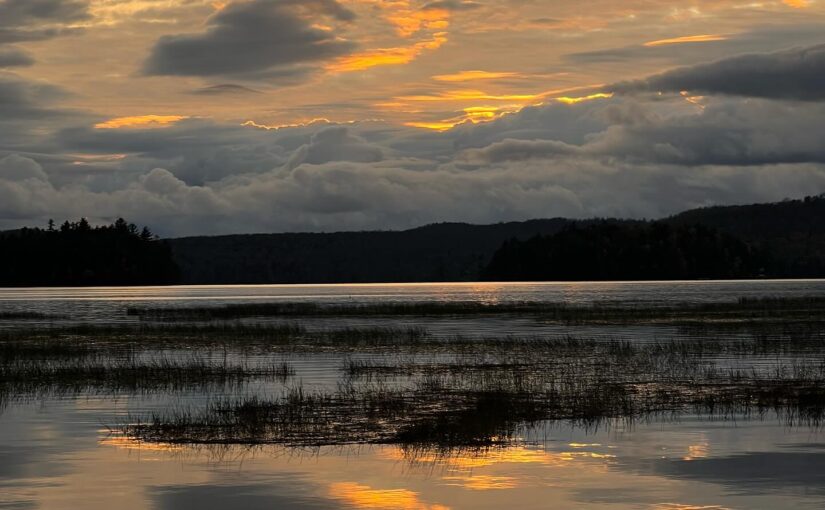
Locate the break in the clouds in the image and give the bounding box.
[142,0,356,80]
[1,0,825,235]
[614,44,825,101]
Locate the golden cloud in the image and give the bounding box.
[94,115,188,129]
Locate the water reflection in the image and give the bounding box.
[2,396,823,509]
[3,282,825,509]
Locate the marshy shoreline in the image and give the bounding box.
[2,296,825,453]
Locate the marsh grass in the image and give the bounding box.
[0,311,56,320]
[0,356,296,397]
[122,362,825,449]
[125,296,825,324]
[118,332,825,449]
[5,295,825,451]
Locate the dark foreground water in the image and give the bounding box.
[2,281,825,509]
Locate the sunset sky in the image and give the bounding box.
[1,0,825,235]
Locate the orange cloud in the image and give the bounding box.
[94,115,188,129]
[644,34,728,47]
[398,89,543,102]
[783,0,810,7]
[327,33,447,72]
[433,70,520,82]
[388,7,450,37]
[555,92,613,104]
[328,482,450,510]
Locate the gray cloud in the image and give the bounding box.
[613,44,825,101]
[0,46,32,67]
[142,0,356,80]
[189,84,263,96]
[285,126,384,170]
[5,80,825,235]
[422,1,483,10]
[565,25,825,83]
[0,72,81,151]
[0,0,89,27]
[0,0,87,50]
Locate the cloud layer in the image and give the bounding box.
[613,44,825,101]
[142,0,356,80]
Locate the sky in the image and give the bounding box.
[1,0,825,236]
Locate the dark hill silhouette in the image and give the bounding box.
[168,219,571,284]
[667,196,825,277]
[0,219,179,287]
[168,195,825,284]
[2,195,824,287]
[482,222,765,281]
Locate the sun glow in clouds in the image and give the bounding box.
[555,92,614,104]
[327,33,448,72]
[94,115,188,129]
[644,34,728,47]
[433,70,520,82]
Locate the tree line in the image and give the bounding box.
[482,222,767,281]
[0,218,180,286]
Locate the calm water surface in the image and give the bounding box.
[2,281,825,509]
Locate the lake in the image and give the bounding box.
[2,281,825,509]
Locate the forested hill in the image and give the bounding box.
[168,219,571,284]
[168,195,825,284]
[667,195,825,277]
[0,219,179,287]
[3,196,822,287]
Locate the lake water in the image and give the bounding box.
[2,281,825,509]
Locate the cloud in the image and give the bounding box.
[0,0,89,27]
[142,0,356,80]
[190,84,262,96]
[422,1,483,11]
[612,44,825,101]
[565,25,825,65]
[0,46,32,67]
[0,72,81,150]
[0,0,88,48]
[5,78,825,236]
[0,154,48,181]
[285,126,384,170]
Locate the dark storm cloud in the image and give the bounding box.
[0,46,33,67]
[142,0,356,79]
[612,44,825,101]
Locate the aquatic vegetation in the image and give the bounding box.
[125,296,825,325]
[122,361,825,449]
[0,356,295,397]
[4,295,825,452]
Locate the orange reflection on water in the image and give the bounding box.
[383,444,616,470]
[654,505,731,510]
[442,474,518,490]
[329,482,450,510]
[99,433,183,454]
[682,442,709,461]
